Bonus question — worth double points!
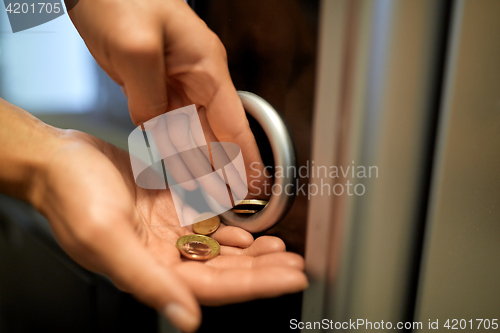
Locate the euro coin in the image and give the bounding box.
[232,209,259,214]
[232,199,268,214]
[176,234,220,260]
[192,212,220,235]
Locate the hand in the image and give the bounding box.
[67,0,270,196]
[31,130,307,332]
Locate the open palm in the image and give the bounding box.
[36,129,307,331]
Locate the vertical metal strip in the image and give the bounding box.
[301,0,351,327]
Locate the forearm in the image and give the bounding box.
[0,98,62,203]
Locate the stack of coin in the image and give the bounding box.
[176,213,221,261]
[232,199,268,214]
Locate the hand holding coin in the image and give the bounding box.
[37,131,306,332]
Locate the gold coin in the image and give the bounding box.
[235,199,268,206]
[176,234,220,260]
[232,199,268,214]
[181,242,212,260]
[192,212,220,235]
[233,209,259,214]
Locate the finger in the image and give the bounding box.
[112,30,168,125]
[166,109,233,210]
[181,199,200,230]
[189,105,212,160]
[175,262,308,305]
[146,116,198,191]
[106,235,200,331]
[198,108,248,201]
[204,83,270,198]
[163,27,270,199]
[207,252,305,270]
[210,224,254,248]
[67,213,200,332]
[115,36,201,193]
[219,236,286,256]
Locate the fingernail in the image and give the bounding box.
[163,303,200,332]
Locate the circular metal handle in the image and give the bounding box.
[220,91,297,233]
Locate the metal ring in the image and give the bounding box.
[220,91,297,233]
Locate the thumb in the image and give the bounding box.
[73,218,201,332]
[111,246,202,332]
[113,37,169,125]
[204,83,270,197]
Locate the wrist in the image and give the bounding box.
[0,98,66,206]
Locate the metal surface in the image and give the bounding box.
[302,0,448,329]
[414,0,500,328]
[220,91,297,233]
